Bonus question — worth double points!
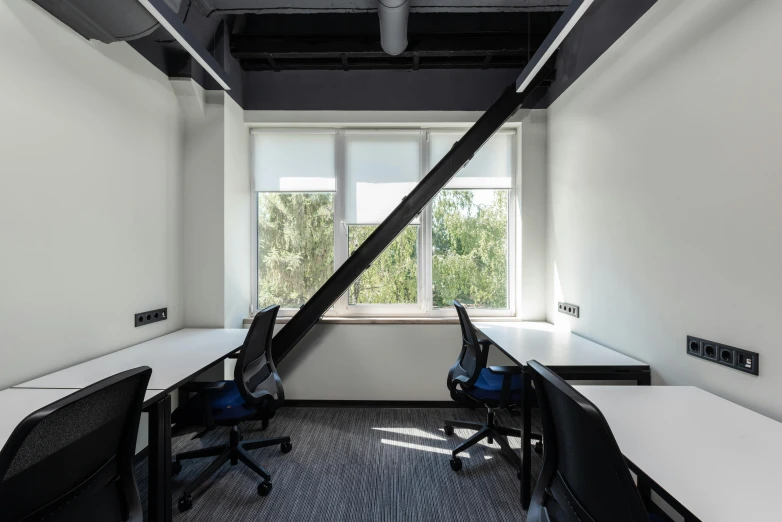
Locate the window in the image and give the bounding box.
[252,127,517,317]
[428,131,514,311]
[253,130,336,311]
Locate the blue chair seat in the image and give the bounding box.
[172,381,257,425]
[462,368,524,403]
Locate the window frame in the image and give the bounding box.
[251,125,519,319]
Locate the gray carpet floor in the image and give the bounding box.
[136,407,542,522]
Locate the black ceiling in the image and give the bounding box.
[230,11,563,72]
[126,0,655,111]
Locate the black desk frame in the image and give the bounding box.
[480,335,652,509]
[142,348,242,522]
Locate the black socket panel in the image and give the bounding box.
[687,335,758,376]
[135,308,167,327]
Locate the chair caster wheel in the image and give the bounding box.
[178,494,193,512]
[258,481,273,496]
[533,440,543,454]
[281,441,292,454]
[450,457,462,472]
[443,425,454,436]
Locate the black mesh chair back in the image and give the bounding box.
[235,304,284,410]
[0,367,152,522]
[447,300,486,392]
[528,360,650,522]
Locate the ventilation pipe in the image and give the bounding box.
[378,0,410,56]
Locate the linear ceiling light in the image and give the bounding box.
[515,0,595,93]
[137,0,232,91]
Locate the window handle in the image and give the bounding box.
[341,221,348,236]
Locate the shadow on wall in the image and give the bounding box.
[557,0,755,113]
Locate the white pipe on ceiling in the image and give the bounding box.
[377,0,410,55]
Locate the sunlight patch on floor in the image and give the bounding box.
[372,427,446,441]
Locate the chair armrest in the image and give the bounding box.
[227,350,240,359]
[180,381,226,393]
[487,365,522,375]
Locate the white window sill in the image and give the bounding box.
[243,315,521,327]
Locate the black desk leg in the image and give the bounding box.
[148,395,172,522]
[521,370,532,509]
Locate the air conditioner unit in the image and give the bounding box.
[32,0,183,43]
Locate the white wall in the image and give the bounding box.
[183,95,225,327]
[520,110,548,321]
[183,92,251,329]
[0,0,184,389]
[277,323,513,401]
[547,0,782,420]
[223,96,252,328]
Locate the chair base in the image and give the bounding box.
[173,425,291,512]
[444,409,541,472]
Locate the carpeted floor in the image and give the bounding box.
[136,407,542,522]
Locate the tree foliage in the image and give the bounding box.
[432,190,508,309]
[348,226,418,305]
[257,189,508,311]
[257,193,334,309]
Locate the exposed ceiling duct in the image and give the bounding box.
[31,0,182,43]
[378,0,409,55]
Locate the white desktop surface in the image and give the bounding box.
[473,322,646,368]
[577,386,782,522]
[0,388,158,450]
[13,329,246,392]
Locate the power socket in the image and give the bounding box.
[558,302,580,318]
[686,335,758,376]
[135,308,167,327]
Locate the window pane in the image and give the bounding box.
[432,190,508,309]
[348,225,418,305]
[258,193,334,309]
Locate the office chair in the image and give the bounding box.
[171,304,291,512]
[0,367,152,522]
[443,300,542,475]
[528,360,665,522]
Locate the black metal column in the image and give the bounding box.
[272,78,547,363]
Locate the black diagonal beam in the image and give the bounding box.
[271,77,546,363]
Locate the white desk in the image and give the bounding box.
[577,386,782,522]
[10,328,246,522]
[0,388,159,451]
[13,329,247,393]
[472,321,650,508]
[474,322,647,371]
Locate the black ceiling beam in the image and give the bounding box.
[231,35,531,59]
[271,74,548,364]
[241,59,530,72]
